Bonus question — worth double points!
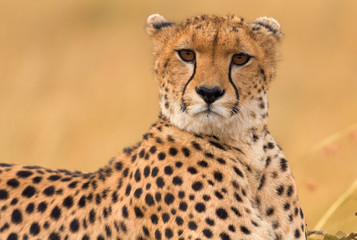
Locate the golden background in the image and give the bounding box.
[1,0,357,231]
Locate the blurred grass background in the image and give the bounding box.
[0,0,356,230]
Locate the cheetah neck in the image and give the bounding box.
[163,93,269,145]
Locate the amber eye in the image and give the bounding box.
[178,49,195,62]
[232,53,251,66]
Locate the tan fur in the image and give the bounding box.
[0,14,306,240]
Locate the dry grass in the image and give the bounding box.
[1,0,357,228]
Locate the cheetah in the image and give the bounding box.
[0,14,307,240]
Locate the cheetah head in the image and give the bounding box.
[146,14,282,140]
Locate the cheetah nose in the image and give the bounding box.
[196,86,225,104]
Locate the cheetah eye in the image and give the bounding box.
[177,49,195,62]
[232,53,251,66]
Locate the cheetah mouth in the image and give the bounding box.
[190,105,225,118]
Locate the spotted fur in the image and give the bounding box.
[0,14,306,240]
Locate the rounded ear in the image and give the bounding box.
[251,17,282,41]
[146,14,174,37]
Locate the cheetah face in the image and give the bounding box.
[147,14,282,139]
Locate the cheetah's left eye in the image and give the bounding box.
[232,53,251,66]
[177,49,196,62]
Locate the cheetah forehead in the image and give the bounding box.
[146,14,282,42]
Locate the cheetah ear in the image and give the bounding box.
[252,17,282,40]
[146,14,174,37]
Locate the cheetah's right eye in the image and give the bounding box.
[177,49,195,62]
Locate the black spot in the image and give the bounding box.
[32,176,42,183]
[134,188,143,198]
[25,203,34,213]
[11,209,22,224]
[266,207,274,216]
[158,152,166,160]
[134,206,144,218]
[294,229,301,238]
[134,169,141,182]
[115,162,123,171]
[50,206,61,220]
[37,201,47,213]
[48,175,61,181]
[143,166,150,177]
[179,202,188,211]
[142,226,150,236]
[70,219,80,232]
[29,222,40,236]
[267,142,274,149]
[188,221,197,230]
[165,228,173,238]
[233,167,243,177]
[68,181,78,188]
[175,161,183,168]
[280,158,288,171]
[217,158,226,164]
[6,179,20,188]
[228,225,236,232]
[89,209,96,223]
[63,196,73,208]
[7,233,18,240]
[187,167,198,174]
[276,185,284,195]
[151,167,159,177]
[258,174,265,190]
[145,193,155,206]
[220,232,231,240]
[48,233,60,240]
[139,149,145,158]
[151,214,158,224]
[284,202,291,211]
[191,141,202,150]
[125,184,132,196]
[240,225,251,234]
[203,229,213,238]
[155,192,162,202]
[43,186,55,196]
[197,160,208,167]
[172,176,183,185]
[216,208,228,219]
[149,146,157,154]
[205,152,214,158]
[181,147,190,157]
[214,171,223,181]
[234,193,243,202]
[22,186,36,198]
[164,193,175,205]
[287,185,294,197]
[10,198,18,205]
[209,140,225,150]
[155,229,162,240]
[164,166,173,175]
[16,170,33,178]
[168,147,178,156]
[0,189,9,200]
[162,213,170,223]
[121,205,128,218]
[175,216,183,225]
[78,196,86,208]
[156,177,165,188]
[195,202,206,212]
[192,181,203,191]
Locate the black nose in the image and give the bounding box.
[196,86,225,104]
